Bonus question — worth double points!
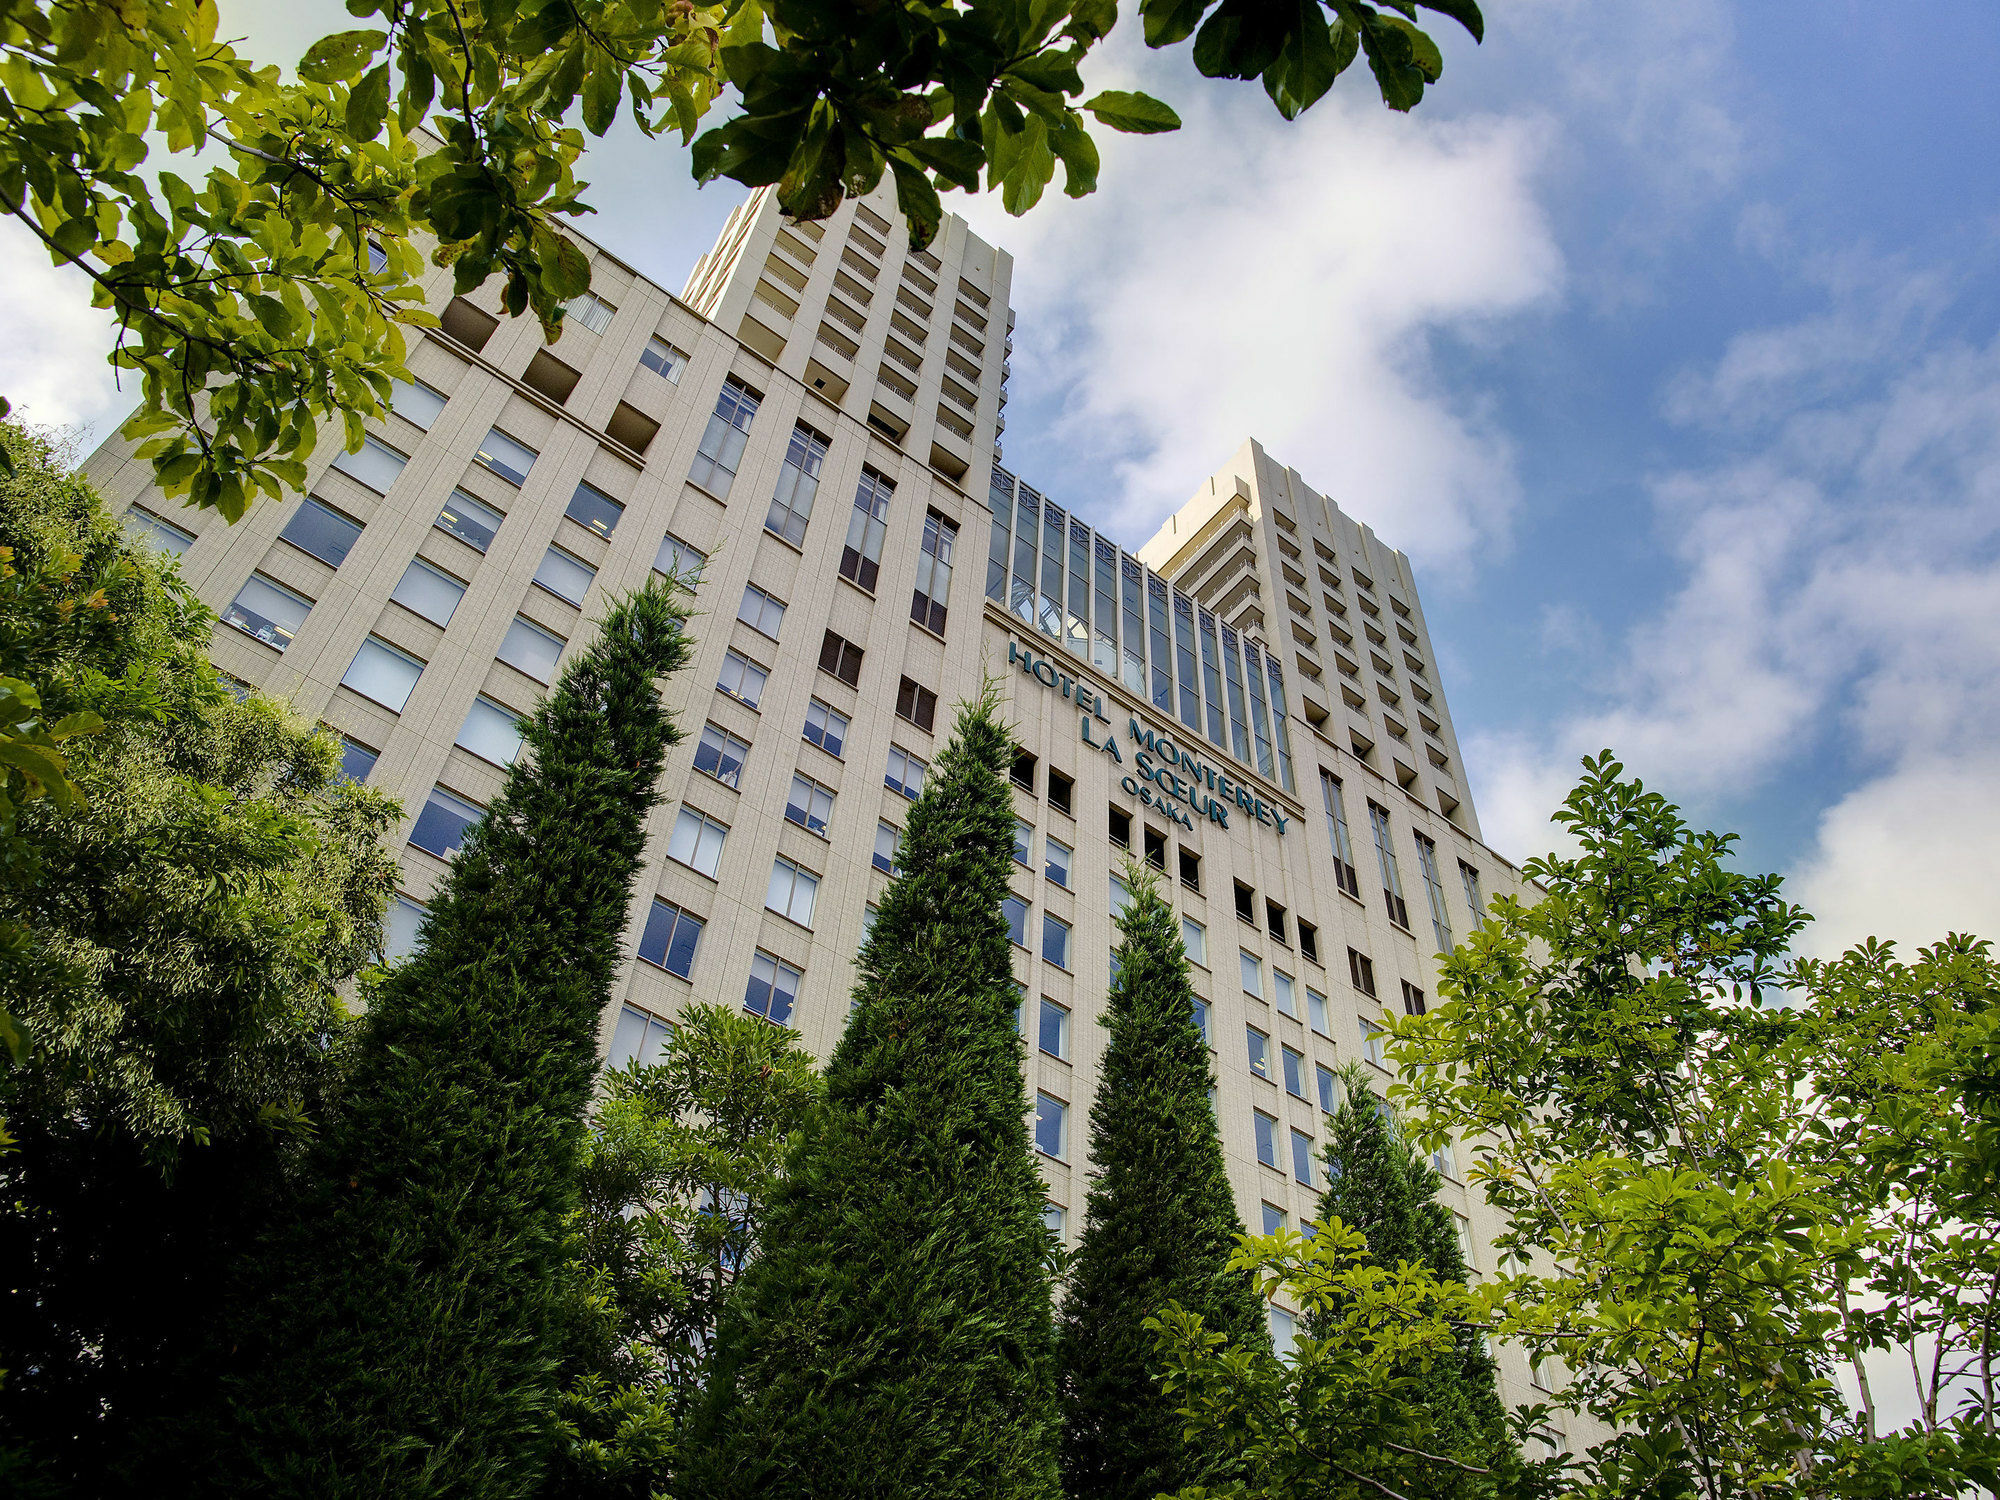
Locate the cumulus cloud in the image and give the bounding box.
[0,218,124,438]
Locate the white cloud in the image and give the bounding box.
[0,218,124,438]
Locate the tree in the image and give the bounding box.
[679,683,1061,1500]
[545,1001,822,1500]
[1,0,1483,517]
[224,578,694,1500]
[0,419,400,1496]
[1058,864,1269,1500]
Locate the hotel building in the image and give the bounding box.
[84,178,1572,1437]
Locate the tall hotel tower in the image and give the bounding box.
[85,180,1571,1442]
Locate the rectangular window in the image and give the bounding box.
[1247,1026,1270,1079]
[337,737,378,783]
[1432,1138,1456,1180]
[474,428,537,486]
[1319,769,1362,900]
[637,897,704,978]
[390,378,447,428]
[391,558,467,626]
[839,466,894,591]
[1191,995,1210,1041]
[1178,848,1201,892]
[1368,802,1411,929]
[609,1004,674,1069]
[1298,919,1320,966]
[437,490,504,551]
[1291,1128,1316,1187]
[717,649,769,709]
[411,785,483,859]
[1048,769,1073,817]
[383,893,426,962]
[565,289,616,333]
[1182,917,1206,966]
[818,630,863,687]
[456,696,524,767]
[1262,1203,1288,1236]
[1402,980,1426,1017]
[1456,1214,1476,1268]
[499,617,564,683]
[1459,860,1484,925]
[690,378,760,496]
[1240,950,1264,1002]
[342,637,424,711]
[895,676,938,733]
[535,547,596,606]
[280,497,362,565]
[1012,747,1038,793]
[566,481,624,539]
[667,807,729,877]
[1282,1044,1306,1098]
[123,507,195,556]
[738,582,786,637]
[1415,833,1453,953]
[1110,874,1132,918]
[873,820,901,875]
[911,510,957,634]
[1266,899,1288,944]
[802,698,849,757]
[222,574,312,650]
[1315,1062,1339,1113]
[1363,1017,1387,1068]
[1254,1111,1278,1168]
[1108,806,1130,848]
[1035,1093,1067,1159]
[693,723,751,788]
[332,435,408,493]
[744,950,801,1024]
[784,773,834,836]
[1044,838,1071,889]
[766,856,820,927]
[1044,1202,1067,1238]
[1348,947,1377,998]
[1308,987,1330,1036]
[1274,970,1298,1019]
[1234,881,1256,922]
[1039,998,1069,1060]
[1042,913,1071,969]
[1143,825,1168,873]
[1002,894,1029,947]
[885,745,927,800]
[1013,819,1034,867]
[639,335,687,381]
[767,422,828,545]
[655,531,707,584]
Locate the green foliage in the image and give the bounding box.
[1057,863,1270,1500]
[226,580,693,1500]
[3,0,1479,517]
[0,420,401,1495]
[546,1001,822,1500]
[681,683,1061,1500]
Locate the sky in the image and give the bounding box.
[4,0,1996,960]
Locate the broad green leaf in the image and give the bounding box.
[345,62,391,141]
[1415,0,1483,42]
[298,28,386,85]
[1081,90,1182,134]
[886,155,943,251]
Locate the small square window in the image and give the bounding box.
[1108,806,1131,849]
[1034,1092,1067,1159]
[745,950,801,1025]
[390,378,447,428]
[1044,838,1071,889]
[785,774,834,837]
[1402,980,1426,1016]
[1044,1202,1067,1238]
[223,574,312,651]
[637,897,704,978]
[802,698,850,757]
[1348,947,1377,998]
[123,506,195,556]
[1191,995,1210,1041]
[896,676,939,734]
[1261,1203,1288,1236]
[337,737,378,783]
[1047,769,1073,817]
[332,435,408,493]
[1011,747,1037,793]
[1042,913,1070,969]
[1002,894,1030,948]
[693,723,751,788]
[1308,987,1330,1037]
[818,630,863,687]
[1038,998,1069,1060]
[718,649,769,709]
[391,558,466,627]
[456,697,525,767]
[1315,1062,1339,1113]
[411,785,484,859]
[609,1003,674,1069]
[668,807,729,877]
[565,290,617,333]
[343,637,425,712]
[1142,826,1167,872]
[437,491,504,552]
[1246,1025,1270,1079]
[656,531,707,584]
[280,497,362,565]
[739,582,787,638]
[886,746,927,800]
[1274,970,1298,1019]
[640,335,687,381]
[474,427,537,486]
[382,893,426,962]
[1254,1111,1278,1168]
[498,617,565,684]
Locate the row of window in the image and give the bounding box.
[1319,768,1484,945]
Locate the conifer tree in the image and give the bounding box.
[681,684,1060,1500]
[1057,867,1269,1500]
[226,581,693,1499]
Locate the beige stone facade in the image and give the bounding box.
[85,179,1580,1449]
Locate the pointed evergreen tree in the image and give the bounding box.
[225,580,693,1499]
[1057,866,1270,1500]
[681,684,1060,1500]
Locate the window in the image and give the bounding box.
[1178,848,1201,892]
[784,773,835,836]
[1432,1138,1456,1180]
[1348,947,1377,998]
[1039,998,1069,1060]
[1182,917,1206,966]
[457,697,525,766]
[1044,837,1071,889]
[474,427,537,485]
[123,507,194,556]
[566,481,624,539]
[609,1004,674,1069]
[337,737,378,783]
[1234,881,1256,923]
[1274,969,1298,1019]
[1043,1202,1067,1239]
[222,574,311,650]
[342,637,424,711]
[1240,950,1263,1002]
[744,950,801,1024]
[717,649,769,709]
[1034,1093,1066,1158]
[1254,1111,1278,1168]
[1363,1018,1387,1068]
[766,856,820,927]
[1291,1129,1316,1187]
[895,676,938,733]
[1262,1203,1288,1235]
[565,289,616,332]
[818,630,863,687]
[411,785,483,858]
[499,617,565,683]
[863,904,880,945]
[535,547,596,606]
[767,422,828,545]
[1042,913,1071,969]
[885,745,926,800]
[693,724,751,788]
[1320,769,1362,899]
[872,821,901,874]
[1316,1062,1339,1113]
[437,490,503,551]
[738,582,786,637]
[802,698,849,757]
[1002,895,1029,947]
[1456,1214,1476,1268]
[332,434,408,492]
[637,897,704,978]
[1308,987,1330,1037]
[1110,874,1132,918]
[639,335,687,381]
[1459,860,1485,925]
[1142,825,1167,872]
[1266,900,1288,944]
[1282,1044,1306,1098]
[390,378,447,428]
[911,510,956,634]
[1401,980,1426,1017]
[1109,948,1121,985]
[383,893,426,962]
[656,531,707,583]
[1013,819,1034,866]
[1011,747,1037,792]
[1247,1026,1270,1079]
[1368,802,1411,928]
[1415,833,1454,952]
[668,807,729,877]
[1047,769,1073,817]
[391,558,466,626]
[1108,806,1130,848]
[280,497,362,565]
[1191,995,1210,1041]
[690,378,760,496]
[1299,919,1320,966]
[839,466,893,590]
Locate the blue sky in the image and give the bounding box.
[4,0,1994,956]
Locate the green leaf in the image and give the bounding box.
[887,156,943,251]
[904,136,984,190]
[1261,0,1345,119]
[1000,115,1055,216]
[546,236,592,301]
[299,28,386,85]
[1081,90,1182,134]
[582,58,621,136]
[1008,52,1084,97]
[0,1005,28,1065]
[1415,0,1483,42]
[345,63,391,141]
[1138,0,1214,48]
[1050,111,1100,197]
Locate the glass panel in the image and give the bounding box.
[383,894,426,961]
[498,617,564,682]
[221,575,311,650]
[280,498,362,565]
[456,697,525,766]
[390,378,448,428]
[331,435,407,492]
[342,638,423,710]
[437,490,503,551]
[122,508,194,556]
[475,428,538,485]
[535,547,596,605]
[410,786,484,858]
[566,482,624,539]
[391,559,466,626]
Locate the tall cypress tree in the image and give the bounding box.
[1057,867,1269,1500]
[681,684,1060,1500]
[225,581,693,1499]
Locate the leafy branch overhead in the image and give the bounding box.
[0,0,1479,518]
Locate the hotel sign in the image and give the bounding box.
[1006,640,1290,840]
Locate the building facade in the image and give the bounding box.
[85,180,1574,1443]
